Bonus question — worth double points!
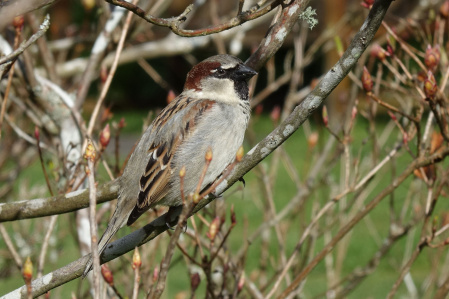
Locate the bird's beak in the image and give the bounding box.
[235,64,258,80]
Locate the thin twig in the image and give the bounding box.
[367,91,418,123]
[0,223,23,268]
[0,15,51,66]
[0,25,21,141]
[86,1,136,136]
[85,141,100,299]
[137,58,173,92]
[382,21,427,72]
[106,0,281,37]
[26,13,59,84]
[237,0,245,15]
[132,248,141,299]
[152,200,194,298]
[37,216,58,278]
[386,238,429,299]
[35,127,54,196]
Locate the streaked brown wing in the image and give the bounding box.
[127,97,214,225]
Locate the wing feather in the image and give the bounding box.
[127,97,214,225]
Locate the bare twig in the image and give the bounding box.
[74,5,126,110]
[106,0,281,37]
[386,238,429,299]
[86,1,136,136]
[0,23,21,140]
[152,200,194,298]
[132,248,141,299]
[0,14,50,65]
[26,13,59,84]
[85,141,100,298]
[0,223,23,268]
[37,216,58,278]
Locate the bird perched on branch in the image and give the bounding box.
[84,54,257,275]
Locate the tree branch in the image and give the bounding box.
[105,0,281,37]
[0,180,118,222]
[0,14,50,66]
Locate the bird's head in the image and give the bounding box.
[184,54,257,102]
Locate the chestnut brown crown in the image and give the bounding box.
[184,54,257,101]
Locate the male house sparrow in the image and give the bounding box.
[84,54,257,274]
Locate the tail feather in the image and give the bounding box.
[82,212,126,277]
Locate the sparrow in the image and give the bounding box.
[84,54,257,275]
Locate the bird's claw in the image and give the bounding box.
[239,177,246,187]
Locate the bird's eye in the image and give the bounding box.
[216,67,225,75]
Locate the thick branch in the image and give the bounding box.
[0,180,118,222]
[246,1,308,71]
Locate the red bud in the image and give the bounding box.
[83,140,96,161]
[132,247,142,270]
[100,107,113,123]
[403,131,409,145]
[190,273,200,292]
[237,273,245,293]
[387,110,397,121]
[230,204,236,226]
[307,132,319,150]
[235,146,244,162]
[361,0,374,8]
[270,106,281,123]
[166,90,176,104]
[207,216,221,244]
[179,166,186,178]
[386,42,394,57]
[424,45,440,70]
[205,148,213,162]
[424,71,438,99]
[13,16,24,30]
[417,70,427,82]
[101,264,114,286]
[255,104,263,116]
[362,66,373,93]
[22,256,33,282]
[322,106,329,127]
[153,267,159,283]
[34,126,40,140]
[192,193,201,204]
[118,117,126,129]
[351,106,358,120]
[99,124,111,149]
[370,44,388,61]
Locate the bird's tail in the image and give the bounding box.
[82,210,126,277]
